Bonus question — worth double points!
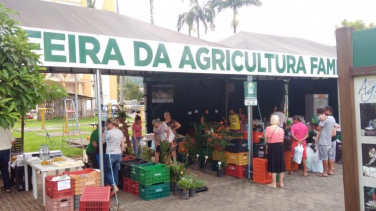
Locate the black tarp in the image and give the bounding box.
[144,74,338,134]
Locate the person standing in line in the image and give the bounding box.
[316,110,336,177]
[224,108,242,132]
[272,107,287,129]
[102,118,125,195]
[324,106,337,173]
[132,115,142,158]
[0,126,15,193]
[86,121,105,169]
[164,111,181,162]
[266,115,286,188]
[238,108,247,131]
[289,115,309,177]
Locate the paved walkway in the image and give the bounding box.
[0,163,345,211]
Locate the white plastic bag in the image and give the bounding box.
[306,146,314,171]
[311,145,323,173]
[164,127,175,143]
[293,144,304,164]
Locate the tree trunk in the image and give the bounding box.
[150,0,154,25]
[120,121,132,148]
[233,7,237,33]
[197,19,200,39]
[119,76,124,103]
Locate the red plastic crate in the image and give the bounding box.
[129,180,139,197]
[123,177,131,193]
[225,164,246,178]
[122,155,136,161]
[79,186,110,211]
[253,174,272,184]
[45,194,74,211]
[45,175,74,199]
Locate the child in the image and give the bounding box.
[313,108,327,142]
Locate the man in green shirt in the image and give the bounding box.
[86,121,105,169]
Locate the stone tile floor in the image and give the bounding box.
[0,163,345,211]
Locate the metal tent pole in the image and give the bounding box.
[96,69,104,186]
[247,75,253,179]
[75,75,79,130]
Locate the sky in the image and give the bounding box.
[111,0,376,46]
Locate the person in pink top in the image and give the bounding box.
[289,115,309,176]
[132,115,142,158]
[266,115,285,188]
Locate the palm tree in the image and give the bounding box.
[211,0,261,33]
[177,0,215,39]
[150,0,154,25]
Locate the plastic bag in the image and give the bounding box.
[293,144,304,164]
[311,145,323,173]
[306,146,314,171]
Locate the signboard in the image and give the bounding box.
[244,82,257,106]
[151,85,173,103]
[24,27,338,78]
[354,76,376,211]
[353,28,376,68]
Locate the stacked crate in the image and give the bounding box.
[284,151,299,171]
[131,163,170,200]
[222,139,248,178]
[253,158,272,184]
[119,158,146,187]
[79,186,110,211]
[45,175,75,211]
[62,168,100,210]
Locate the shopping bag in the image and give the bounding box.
[293,143,304,164]
[164,127,175,143]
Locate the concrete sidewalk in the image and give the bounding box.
[0,163,345,211]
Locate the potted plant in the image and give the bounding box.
[115,104,128,123]
[217,161,226,177]
[159,141,170,164]
[192,124,202,170]
[193,154,200,170]
[140,146,152,162]
[177,179,191,200]
[181,135,194,167]
[203,155,213,174]
[170,157,187,196]
[194,179,207,193]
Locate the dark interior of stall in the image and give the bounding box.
[144,73,338,135]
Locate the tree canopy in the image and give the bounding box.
[177,0,215,38]
[0,4,67,128]
[336,19,376,32]
[211,0,261,33]
[118,77,144,102]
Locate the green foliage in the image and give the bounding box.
[169,157,187,183]
[177,0,216,38]
[126,147,134,156]
[140,146,152,161]
[193,123,203,156]
[336,19,376,32]
[0,4,67,128]
[119,77,143,102]
[159,141,171,164]
[211,0,262,33]
[184,175,207,190]
[177,179,191,190]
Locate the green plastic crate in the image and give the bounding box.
[130,162,157,181]
[139,182,170,201]
[137,164,170,186]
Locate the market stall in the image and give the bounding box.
[3,0,341,208]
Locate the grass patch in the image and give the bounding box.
[11,116,145,158]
